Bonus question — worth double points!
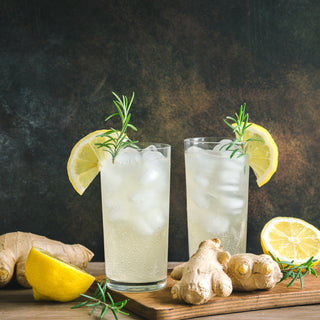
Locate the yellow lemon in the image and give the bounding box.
[243,123,278,187]
[67,130,113,195]
[261,217,320,265]
[25,247,95,302]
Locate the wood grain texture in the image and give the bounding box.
[95,265,320,320]
[1,263,320,320]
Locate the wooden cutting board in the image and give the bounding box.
[94,266,320,320]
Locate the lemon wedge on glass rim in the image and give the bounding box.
[261,217,320,266]
[241,122,278,187]
[25,247,95,302]
[67,130,113,195]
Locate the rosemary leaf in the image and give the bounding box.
[96,92,138,163]
[222,103,262,158]
[72,280,129,320]
[269,251,318,288]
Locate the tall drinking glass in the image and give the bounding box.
[100,143,171,292]
[184,137,249,257]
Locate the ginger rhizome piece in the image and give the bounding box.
[170,238,283,305]
[227,253,282,291]
[171,238,232,305]
[0,232,94,288]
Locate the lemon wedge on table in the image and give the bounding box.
[25,247,95,302]
[243,123,278,187]
[67,129,112,195]
[261,217,320,266]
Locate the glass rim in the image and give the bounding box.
[184,137,234,144]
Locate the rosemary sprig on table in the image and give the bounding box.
[72,280,129,320]
[222,103,262,158]
[269,251,318,288]
[95,92,138,163]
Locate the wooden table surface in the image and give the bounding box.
[1,262,320,320]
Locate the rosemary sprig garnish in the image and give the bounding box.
[269,251,318,288]
[95,91,138,163]
[222,103,262,158]
[72,280,129,320]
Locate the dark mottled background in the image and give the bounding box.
[1,0,319,262]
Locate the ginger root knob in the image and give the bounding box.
[170,239,283,305]
[0,232,94,288]
[227,253,282,291]
[170,238,232,305]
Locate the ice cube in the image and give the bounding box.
[217,168,242,184]
[102,196,128,221]
[131,190,158,211]
[115,147,141,165]
[140,157,168,184]
[143,144,158,152]
[145,208,166,230]
[217,183,241,193]
[140,167,160,184]
[219,195,245,214]
[213,139,233,153]
[141,149,168,188]
[204,214,230,234]
[187,148,217,173]
[192,192,211,208]
[133,217,155,236]
[133,208,166,236]
[186,145,203,154]
[194,175,210,187]
[142,145,165,162]
[100,163,123,191]
[213,139,244,159]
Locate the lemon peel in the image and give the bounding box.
[25,247,95,302]
[243,123,278,187]
[67,129,112,195]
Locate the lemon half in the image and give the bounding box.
[25,247,95,302]
[261,217,320,265]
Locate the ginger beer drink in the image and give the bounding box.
[184,138,249,257]
[100,144,171,292]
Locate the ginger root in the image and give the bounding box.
[171,238,282,305]
[171,238,233,305]
[0,232,94,288]
[227,253,282,291]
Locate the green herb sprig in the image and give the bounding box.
[222,103,262,158]
[72,280,129,320]
[269,251,318,288]
[95,92,138,163]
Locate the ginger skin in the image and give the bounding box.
[171,238,232,305]
[171,239,282,305]
[0,232,94,288]
[227,253,282,291]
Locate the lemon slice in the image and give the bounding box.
[243,123,278,187]
[67,130,112,195]
[261,217,320,265]
[25,247,95,302]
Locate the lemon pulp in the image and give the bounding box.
[67,129,112,195]
[261,217,320,265]
[242,123,278,187]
